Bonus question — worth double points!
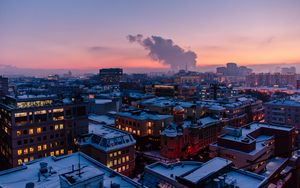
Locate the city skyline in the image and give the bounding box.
[1,0,300,73]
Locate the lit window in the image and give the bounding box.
[29,129,34,135]
[37,127,41,134]
[109,153,113,158]
[43,144,47,150]
[17,150,22,155]
[16,131,21,136]
[55,125,59,130]
[118,158,121,165]
[53,108,64,113]
[118,151,121,155]
[60,124,64,129]
[114,152,117,157]
[23,158,28,163]
[24,148,28,155]
[38,145,42,151]
[55,150,59,156]
[107,161,113,168]
[29,147,34,153]
[50,152,54,156]
[18,159,22,165]
[4,127,8,133]
[122,166,126,171]
[114,160,117,165]
[122,157,125,163]
[30,156,34,161]
[60,149,64,154]
[126,156,129,161]
[15,112,27,117]
[68,150,73,154]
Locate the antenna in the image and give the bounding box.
[78,151,81,177]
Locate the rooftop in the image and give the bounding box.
[80,124,136,152]
[146,161,203,180]
[116,110,172,121]
[0,152,140,188]
[265,99,300,107]
[88,114,115,126]
[180,157,231,184]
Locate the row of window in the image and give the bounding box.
[107,155,130,168]
[108,149,130,158]
[16,124,64,136]
[17,143,65,156]
[17,149,70,165]
[115,165,130,173]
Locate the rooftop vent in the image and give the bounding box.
[39,162,48,174]
[25,182,35,188]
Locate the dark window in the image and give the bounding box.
[23,130,28,135]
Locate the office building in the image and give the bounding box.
[0,94,88,168]
[78,124,136,176]
[0,152,141,188]
[115,109,172,150]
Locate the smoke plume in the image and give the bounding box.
[127,34,197,71]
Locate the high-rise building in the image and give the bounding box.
[0,95,88,168]
[99,68,123,85]
[0,76,8,97]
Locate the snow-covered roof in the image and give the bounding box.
[0,152,140,188]
[265,99,300,107]
[81,124,136,152]
[88,114,115,125]
[94,99,112,104]
[116,111,172,121]
[181,157,231,183]
[146,161,203,180]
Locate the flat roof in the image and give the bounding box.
[181,157,231,184]
[146,161,203,180]
[88,114,115,125]
[0,152,140,188]
[116,111,172,121]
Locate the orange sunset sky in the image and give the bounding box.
[0,0,300,72]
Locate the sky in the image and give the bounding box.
[0,0,300,73]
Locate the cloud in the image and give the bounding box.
[86,46,110,53]
[127,34,197,71]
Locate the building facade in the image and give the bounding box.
[0,95,88,168]
[78,124,136,176]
